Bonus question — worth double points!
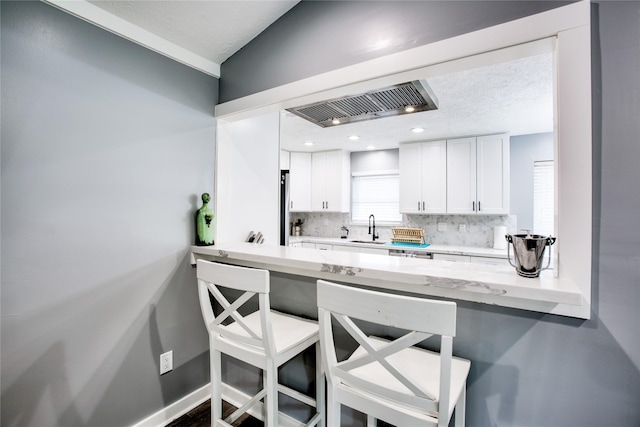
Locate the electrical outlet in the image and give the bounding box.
[437,222,447,232]
[459,224,467,232]
[160,350,173,375]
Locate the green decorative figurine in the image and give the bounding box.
[196,193,215,246]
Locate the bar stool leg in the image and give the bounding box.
[316,343,326,427]
[264,362,278,426]
[454,386,466,427]
[210,347,222,426]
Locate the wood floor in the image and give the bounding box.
[167,400,263,427]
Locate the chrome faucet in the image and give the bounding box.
[368,214,379,241]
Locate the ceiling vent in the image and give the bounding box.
[286,80,438,128]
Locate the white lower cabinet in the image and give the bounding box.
[433,253,509,265]
[306,243,389,255]
[433,253,471,263]
[333,245,360,253]
[359,247,390,255]
[470,256,510,266]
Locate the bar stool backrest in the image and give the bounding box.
[317,280,458,423]
[197,260,275,358]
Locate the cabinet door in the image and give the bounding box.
[476,134,510,214]
[447,137,477,214]
[289,152,312,211]
[399,143,423,213]
[311,152,327,211]
[421,140,447,213]
[360,247,389,255]
[311,150,349,212]
[315,243,333,251]
[433,253,471,262]
[324,150,345,212]
[334,245,360,253]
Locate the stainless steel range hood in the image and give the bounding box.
[286,80,438,128]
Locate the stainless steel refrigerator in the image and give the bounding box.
[280,170,290,246]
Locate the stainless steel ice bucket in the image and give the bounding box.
[505,232,556,278]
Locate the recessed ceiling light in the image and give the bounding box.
[366,145,375,150]
[405,106,416,113]
[332,118,341,125]
[348,135,360,141]
[304,141,314,146]
[411,127,425,133]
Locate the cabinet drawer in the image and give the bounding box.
[433,253,471,263]
[315,243,333,251]
[360,247,389,256]
[470,256,510,266]
[333,245,360,253]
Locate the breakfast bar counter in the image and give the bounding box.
[191,242,584,316]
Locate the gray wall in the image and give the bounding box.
[350,149,399,173]
[220,0,571,102]
[510,132,554,231]
[222,2,640,426]
[1,2,217,426]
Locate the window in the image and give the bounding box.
[351,172,402,223]
[533,160,554,236]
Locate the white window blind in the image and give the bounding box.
[351,173,402,223]
[533,160,554,236]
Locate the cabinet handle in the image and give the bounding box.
[418,201,421,211]
[478,201,481,211]
[422,201,425,211]
[326,201,329,209]
[322,201,325,209]
[473,201,475,211]
[290,201,293,209]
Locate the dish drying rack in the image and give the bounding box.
[391,227,425,245]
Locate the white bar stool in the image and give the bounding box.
[317,280,470,427]
[197,259,325,427]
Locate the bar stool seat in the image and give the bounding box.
[317,279,470,427]
[197,259,324,427]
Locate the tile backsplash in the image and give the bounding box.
[290,212,517,248]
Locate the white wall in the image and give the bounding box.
[216,112,280,244]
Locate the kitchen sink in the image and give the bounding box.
[349,240,388,245]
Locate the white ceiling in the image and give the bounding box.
[87,0,299,65]
[48,0,299,76]
[281,52,553,153]
[48,1,553,153]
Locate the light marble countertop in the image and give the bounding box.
[289,236,508,258]
[191,242,583,316]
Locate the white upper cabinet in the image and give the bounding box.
[476,134,510,214]
[289,152,312,211]
[311,150,350,212]
[447,134,510,214]
[399,140,447,214]
[447,137,478,214]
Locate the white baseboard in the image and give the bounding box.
[131,383,306,427]
[131,383,211,427]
